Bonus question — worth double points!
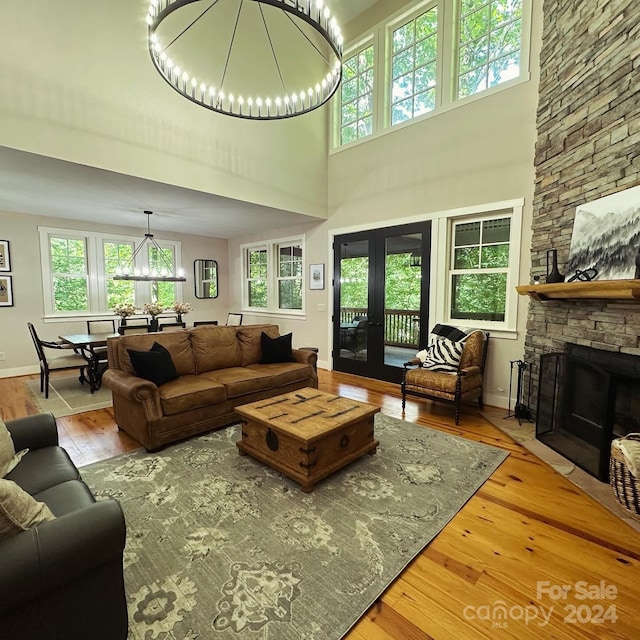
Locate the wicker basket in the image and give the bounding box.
[610,434,640,522]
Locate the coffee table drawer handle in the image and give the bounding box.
[340,435,350,448]
[266,429,279,451]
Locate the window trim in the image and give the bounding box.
[432,201,522,335]
[39,226,183,320]
[240,235,306,317]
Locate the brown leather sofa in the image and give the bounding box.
[104,324,318,451]
[0,413,128,640]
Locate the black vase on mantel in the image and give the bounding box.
[150,318,159,332]
[546,249,565,284]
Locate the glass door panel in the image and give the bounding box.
[383,232,423,367]
[336,238,370,364]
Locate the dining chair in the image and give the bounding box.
[86,319,116,334]
[159,322,186,332]
[27,322,89,399]
[118,325,151,335]
[86,320,116,389]
[192,320,218,326]
[226,313,243,326]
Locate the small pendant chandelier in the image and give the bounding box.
[114,211,186,282]
[146,0,343,120]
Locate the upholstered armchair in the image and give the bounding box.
[401,328,490,424]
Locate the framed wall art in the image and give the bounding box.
[0,240,10,272]
[309,263,325,290]
[0,275,13,307]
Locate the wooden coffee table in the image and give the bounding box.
[235,388,379,492]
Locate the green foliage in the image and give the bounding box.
[458,0,522,98]
[53,276,88,312]
[248,281,267,308]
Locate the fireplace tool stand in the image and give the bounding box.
[505,360,533,425]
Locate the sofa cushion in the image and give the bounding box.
[118,331,195,376]
[33,479,96,516]
[202,367,274,398]
[5,446,80,495]
[192,326,243,373]
[237,325,280,366]
[0,419,27,478]
[158,375,227,416]
[0,479,55,540]
[247,362,312,387]
[128,342,179,386]
[260,332,295,364]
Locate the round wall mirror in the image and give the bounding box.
[194,259,218,298]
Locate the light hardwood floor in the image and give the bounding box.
[2,370,639,639]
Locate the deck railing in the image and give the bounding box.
[340,308,420,348]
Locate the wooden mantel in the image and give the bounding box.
[516,279,640,302]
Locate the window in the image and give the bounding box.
[340,44,375,145]
[104,240,135,309]
[277,244,303,310]
[247,247,268,309]
[333,0,530,148]
[457,0,522,99]
[449,215,511,323]
[40,227,183,318]
[390,6,438,126]
[242,237,305,314]
[50,236,89,313]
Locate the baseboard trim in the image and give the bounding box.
[0,365,38,379]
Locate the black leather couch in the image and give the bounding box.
[0,413,128,640]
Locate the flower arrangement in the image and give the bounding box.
[113,303,137,318]
[171,302,192,315]
[143,302,165,317]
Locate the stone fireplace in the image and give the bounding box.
[525,0,640,432]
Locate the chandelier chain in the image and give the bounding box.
[282,11,330,66]
[221,0,244,90]
[258,5,288,98]
[162,0,222,54]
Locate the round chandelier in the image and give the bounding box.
[146,0,343,120]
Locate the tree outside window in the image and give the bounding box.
[278,244,303,310]
[247,248,268,309]
[391,6,438,126]
[50,236,89,312]
[457,0,522,99]
[450,217,510,322]
[104,241,135,309]
[340,44,374,145]
[149,245,177,306]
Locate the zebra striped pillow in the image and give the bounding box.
[422,336,465,372]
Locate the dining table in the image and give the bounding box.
[58,332,120,393]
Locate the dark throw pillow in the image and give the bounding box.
[127,342,178,386]
[260,332,295,364]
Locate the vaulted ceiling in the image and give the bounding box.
[0,0,380,238]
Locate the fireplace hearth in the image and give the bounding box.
[536,344,640,481]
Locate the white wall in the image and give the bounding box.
[0,210,229,377]
[0,0,329,218]
[227,0,543,408]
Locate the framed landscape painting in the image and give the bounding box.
[566,185,640,280]
[0,275,13,306]
[0,240,10,272]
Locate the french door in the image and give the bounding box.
[332,221,431,383]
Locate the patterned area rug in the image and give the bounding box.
[81,414,508,640]
[26,375,112,417]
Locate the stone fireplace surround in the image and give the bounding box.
[525,0,640,415]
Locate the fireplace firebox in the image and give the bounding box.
[536,344,640,481]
